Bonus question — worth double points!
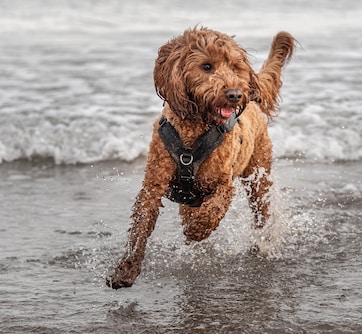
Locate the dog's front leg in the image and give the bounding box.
[180,182,234,242]
[107,128,174,289]
[107,187,163,289]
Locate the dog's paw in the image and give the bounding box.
[106,272,134,289]
[105,263,139,289]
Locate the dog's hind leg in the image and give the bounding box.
[241,166,273,228]
[240,132,273,228]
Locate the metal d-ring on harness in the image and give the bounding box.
[158,111,241,207]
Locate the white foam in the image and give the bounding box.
[0,0,361,164]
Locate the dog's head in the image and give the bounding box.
[154,27,260,123]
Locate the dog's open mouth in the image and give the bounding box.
[216,106,235,119]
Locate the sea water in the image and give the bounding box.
[0,0,361,333]
[0,0,361,164]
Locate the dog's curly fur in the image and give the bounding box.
[107,27,294,289]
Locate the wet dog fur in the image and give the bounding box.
[107,27,294,289]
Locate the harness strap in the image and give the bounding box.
[158,113,240,207]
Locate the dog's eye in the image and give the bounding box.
[201,63,213,72]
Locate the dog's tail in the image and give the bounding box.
[257,32,295,119]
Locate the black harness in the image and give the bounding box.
[158,112,240,207]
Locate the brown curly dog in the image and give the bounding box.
[107,27,294,289]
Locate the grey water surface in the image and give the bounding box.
[0,0,361,333]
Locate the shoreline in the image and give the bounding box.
[1,156,361,184]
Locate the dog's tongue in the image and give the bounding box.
[220,107,234,118]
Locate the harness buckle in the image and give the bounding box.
[180,153,193,166]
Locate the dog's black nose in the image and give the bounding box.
[225,89,242,103]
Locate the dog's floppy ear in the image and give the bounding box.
[154,35,195,119]
[248,71,275,120]
[248,71,262,104]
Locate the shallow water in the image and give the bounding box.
[0,159,361,333]
[1,0,362,333]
